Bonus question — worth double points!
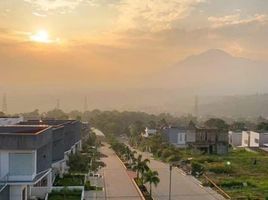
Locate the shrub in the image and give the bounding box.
[209,164,233,174]
[191,162,204,176]
[220,180,255,188]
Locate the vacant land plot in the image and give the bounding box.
[187,148,268,199]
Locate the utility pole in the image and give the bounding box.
[2,93,7,114]
[194,95,199,118]
[84,96,88,112]
[169,165,172,200]
[56,99,60,110]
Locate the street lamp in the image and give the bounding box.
[169,164,172,200]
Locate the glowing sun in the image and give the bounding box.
[30,30,51,43]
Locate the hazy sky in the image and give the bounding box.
[0,0,268,112]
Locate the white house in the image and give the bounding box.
[229,131,262,147]
[142,127,157,137]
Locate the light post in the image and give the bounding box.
[169,164,172,200]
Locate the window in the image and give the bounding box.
[9,153,34,176]
[22,188,26,200]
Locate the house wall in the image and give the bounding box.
[186,130,196,142]
[10,185,27,200]
[0,127,52,151]
[37,143,52,173]
[0,185,10,200]
[259,133,268,147]
[249,131,259,147]
[241,131,250,147]
[52,127,65,163]
[229,131,242,147]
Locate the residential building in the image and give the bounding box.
[0,125,53,200]
[228,131,242,147]
[229,130,268,148]
[0,116,23,126]
[186,122,229,154]
[141,127,157,137]
[162,126,187,148]
[19,120,82,178]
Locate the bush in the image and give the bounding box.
[209,164,233,174]
[54,175,85,186]
[191,162,204,176]
[84,181,103,191]
[220,180,255,188]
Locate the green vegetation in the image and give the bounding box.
[48,189,82,200]
[84,181,103,191]
[187,149,268,199]
[53,175,85,186]
[67,153,90,173]
[143,170,160,197]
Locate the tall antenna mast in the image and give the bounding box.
[56,99,60,110]
[84,96,88,112]
[194,95,199,118]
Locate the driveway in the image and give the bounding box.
[98,143,142,200]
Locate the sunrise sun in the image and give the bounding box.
[30,30,51,43]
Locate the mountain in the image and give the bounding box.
[155,49,268,95]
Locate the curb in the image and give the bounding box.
[131,178,146,200]
[115,153,127,170]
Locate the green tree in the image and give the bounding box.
[46,109,68,120]
[144,170,160,197]
[204,118,229,130]
[132,154,150,181]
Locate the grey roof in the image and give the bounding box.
[0,125,50,135]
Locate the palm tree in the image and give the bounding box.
[132,154,150,181]
[144,170,160,197]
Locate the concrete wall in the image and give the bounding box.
[37,143,52,173]
[52,127,65,163]
[10,185,27,200]
[249,131,259,147]
[241,131,249,147]
[229,131,242,147]
[0,185,10,200]
[259,132,268,147]
[0,127,52,150]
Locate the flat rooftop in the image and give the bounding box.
[19,119,78,126]
[0,125,50,135]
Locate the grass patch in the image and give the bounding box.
[185,148,268,199]
[48,189,82,200]
[53,174,85,186]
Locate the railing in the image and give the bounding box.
[30,186,49,199]
[203,174,231,199]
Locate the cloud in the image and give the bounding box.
[208,13,268,28]
[32,12,47,17]
[23,0,95,11]
[114,0,206,32]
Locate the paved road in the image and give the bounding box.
[134,149,225,200]
[99,143,142,200]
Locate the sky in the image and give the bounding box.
[0,0,268,113]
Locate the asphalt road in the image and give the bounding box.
[136,150,225,200]
[99,143,142,200]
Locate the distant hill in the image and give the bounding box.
[199,94,268,118]
[156,49,268,95]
